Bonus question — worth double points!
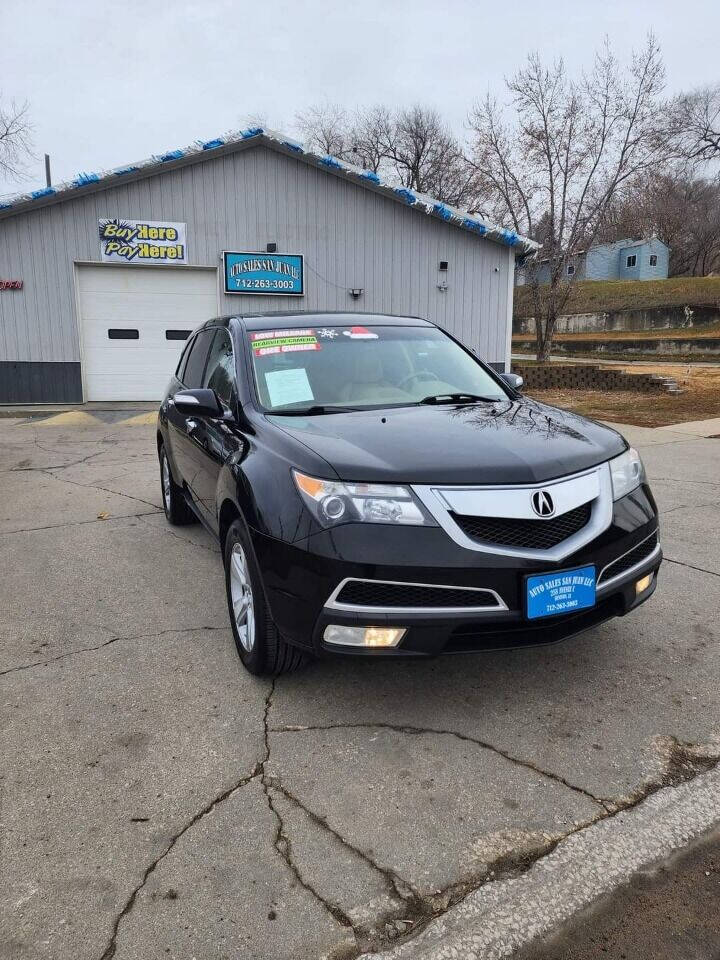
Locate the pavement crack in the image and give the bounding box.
[0,511,163,537]
[271,780,422,906]
[604,736,720,815]
[260,682,359,939]
[137,514,220,554]
[0,625,227,677]
[98,768,260,960]
[652,476,720,487]
[40,468,161,510]
[271,722,611,812]
[664,557,720,579]
[10,455,156,474]
[661,501,719,516]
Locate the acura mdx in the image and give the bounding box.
[157,313,661,675]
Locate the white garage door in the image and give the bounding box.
[77,265,218,401]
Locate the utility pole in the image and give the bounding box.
[44,154,51,188]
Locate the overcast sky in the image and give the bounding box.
[1,0,718,196]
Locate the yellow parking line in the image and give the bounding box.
[118,411,157,426]
[29,411,103,427]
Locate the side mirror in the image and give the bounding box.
[500,372,524,392]
[172,388,223,417]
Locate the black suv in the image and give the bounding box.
[157,313,661,675]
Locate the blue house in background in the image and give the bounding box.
[516,236,670,285]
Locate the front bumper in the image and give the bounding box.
[250,484,661,658]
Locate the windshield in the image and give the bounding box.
[247,323,508,412]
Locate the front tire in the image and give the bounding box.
[224,520,309,676]
[159,442,195,526]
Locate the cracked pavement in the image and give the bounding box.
[1,414,720,959]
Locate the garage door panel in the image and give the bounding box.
[82,326,193,349]
[80,296,214,326]
[77,265,218,401]
[79,267,217,295]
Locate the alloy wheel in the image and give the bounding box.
[229,542,255,652]
[161,452,171,508]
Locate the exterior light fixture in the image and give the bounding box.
[323,625,406,648]
[635,573,654,596]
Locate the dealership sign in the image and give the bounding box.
[99,219,187,264]
[223,252,304,295]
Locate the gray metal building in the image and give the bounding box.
[0,128,536,403]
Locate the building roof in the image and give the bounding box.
[0,127,538,256]
[610,236,668,250]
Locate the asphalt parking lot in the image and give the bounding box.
[2,409,720,960]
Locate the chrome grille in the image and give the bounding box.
[450,502,592,550]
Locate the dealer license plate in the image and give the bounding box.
[526,565,596,620]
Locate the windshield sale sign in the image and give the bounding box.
[223,252,304,295]
[98,219,187,263]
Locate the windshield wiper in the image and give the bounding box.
[418,393,500,405]
[271,404,360,416]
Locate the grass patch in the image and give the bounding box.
[527,364,720,427]
[514,276,720,319]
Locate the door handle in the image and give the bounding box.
[186,419,208,450]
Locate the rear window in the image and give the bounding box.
[246,324,506,412]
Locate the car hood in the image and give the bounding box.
[268,398,627,485]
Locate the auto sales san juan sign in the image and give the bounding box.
[223,252,304,296]
[98,219,187,264]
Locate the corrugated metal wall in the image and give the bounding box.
[0,146,512,369]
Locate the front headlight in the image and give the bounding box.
[609,447,645,501]
[293,470,433,527]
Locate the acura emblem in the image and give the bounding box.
[531,490,555,517]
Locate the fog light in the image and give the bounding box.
[635,573,654,596]
[323,625,406,648]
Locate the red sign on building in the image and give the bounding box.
[0,280,23,290]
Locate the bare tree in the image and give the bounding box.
[379,105,476,206]
[598,172,720,277]
[666,85,720,167]
[347,105,391,173]
[295,102,475,205]
[0,95,33,182]
[468,36,666,360]
[295,102,350,156]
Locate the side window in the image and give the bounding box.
[203,329,238,405]
[182,330,215,389]
[175,336,195,380]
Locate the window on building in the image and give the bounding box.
[626,254,637,268]
[649,254,658,267]
[107,328,139,339]
[166,329,192,341]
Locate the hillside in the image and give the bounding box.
[513,276,720,319]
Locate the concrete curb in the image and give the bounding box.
[362,765,720,960]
